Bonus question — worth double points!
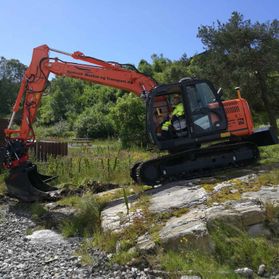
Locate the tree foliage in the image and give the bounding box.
[109,94,146,147]
[194,12,279,132]
[0,57,26,115]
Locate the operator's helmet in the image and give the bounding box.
[173,94,181,102]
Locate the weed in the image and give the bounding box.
[259,144,279,165]
[75,238,95,265]
[122,187,130,215]
[209,221,279,271]
[93,230,119,253]
[158,249,239,279]
[60,193,103,237]
[258,168,279,185]
[111,248,139,265]
[34,140,153,188]
[265,202,279,223]
[0,170,8,196]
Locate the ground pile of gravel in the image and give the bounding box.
[0,204,159,279]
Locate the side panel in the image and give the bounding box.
[222,98,254,136]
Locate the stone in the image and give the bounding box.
[231,200,265,227]
[257,264,266,276]
[180,276,202,279]
[101,203,132,231]
[25,229,66,244]
[137,233,156,253]
[159,207,209,250]
[248,223,272,237]
[206,200,265,229]
[242,186,279,205]
[234,267,253,278]
[149,185,207,213]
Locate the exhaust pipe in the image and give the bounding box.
[5,162,59,202]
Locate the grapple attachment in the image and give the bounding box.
[5,162,58,202]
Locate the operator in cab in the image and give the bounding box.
[161,94,187,139]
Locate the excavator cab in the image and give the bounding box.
[147,78,227,152]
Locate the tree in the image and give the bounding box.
[196,12,279,132]
[74,104,114,138]
[38,77,85,125]
[0,57,26,116]
[109,93,147,147]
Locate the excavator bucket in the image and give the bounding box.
[5,162,58,202]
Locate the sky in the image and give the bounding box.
[0,0,278,67]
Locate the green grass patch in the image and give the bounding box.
[205,168,279,205]
[31,140,153,188]
[259,144,279,165]
[209,222,279,272]
[258,168,279,185]
[60,193,105,237]
[158,249,239,279]
[0,170,8,196]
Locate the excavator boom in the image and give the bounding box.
[6,45,157,143]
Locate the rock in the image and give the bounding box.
[137,233,156,253]
[242,186,279,205]
[206,204,242,229]
[234,267,254,278]
[101,203,146,232]
[213,181,235,193]
[212,174,257,194]
[206,200,265,229]
[248,223,272,237]
[180,276,202,279]
[25,229,66,244]
[257,264,266,276]
[231,200,265,227]
[160,207,209,250]
[150,185,207,213]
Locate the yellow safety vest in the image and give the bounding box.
[172,103,184,117]
[161,103,184,131]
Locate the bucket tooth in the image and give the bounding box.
[5,162,58,202]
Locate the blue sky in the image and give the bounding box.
[0,0,278,66]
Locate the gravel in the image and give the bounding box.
[0,204,160,279]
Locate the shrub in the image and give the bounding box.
[109,93,147,148]
[74,105,114,138]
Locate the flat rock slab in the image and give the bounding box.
[242,186,279,205]
[101,203,129,231]
[159,199,266,249]
[101,183,207,231]
[26,229,66,244]
[149,186,207,213]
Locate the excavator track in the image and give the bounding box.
[131,142,259,185]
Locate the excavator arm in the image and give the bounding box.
[5,44,157,145]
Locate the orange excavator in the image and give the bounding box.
[0,45,277,201]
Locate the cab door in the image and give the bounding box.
[182,80,227,137]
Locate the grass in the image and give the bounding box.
[259,144,279,165]
[204,167,279,205]
[59,193,105,237]
[0,170,8,196]
[155,219,279,278]
[30,140,153,189]
[158,249,239,279]
[209,221,279,272]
